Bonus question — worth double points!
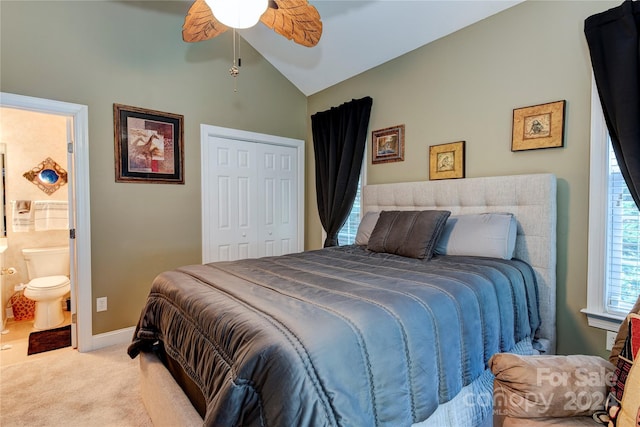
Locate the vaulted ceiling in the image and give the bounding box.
[238,1,524,96]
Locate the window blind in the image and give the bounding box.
[337,178,362,245]
[607,138,640,313]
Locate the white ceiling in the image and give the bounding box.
[239,0,525,96]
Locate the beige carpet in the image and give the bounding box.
[0,342,152,426]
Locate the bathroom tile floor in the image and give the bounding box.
[0,311,72,366]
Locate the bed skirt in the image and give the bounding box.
[139,350,202,427]
[139,339,535,427]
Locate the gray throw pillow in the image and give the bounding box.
[355,211,380,246]
[490,353,614,418]
[367,210,451,259]
[434,213,518,260]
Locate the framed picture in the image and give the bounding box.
[429,141,465,180]
[372,124,404,164]
[114,104,184,184]
[511,100,566,151]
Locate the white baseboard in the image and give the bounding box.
[91,326,135,351]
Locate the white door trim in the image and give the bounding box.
[0,92,93,352]
[200,124,304,263]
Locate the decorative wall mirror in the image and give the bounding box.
[23,157,67,195]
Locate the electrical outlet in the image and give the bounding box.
[606,330,617,351]
[96,297,107,312]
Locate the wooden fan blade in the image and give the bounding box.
[260,0,322,47]
[182,0,229,43]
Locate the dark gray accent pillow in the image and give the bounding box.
[367,210,451,259]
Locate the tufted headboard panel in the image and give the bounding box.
[362,173,557,354]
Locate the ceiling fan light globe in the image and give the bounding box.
[206,0,268,29]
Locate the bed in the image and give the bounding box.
[128,173,557,427]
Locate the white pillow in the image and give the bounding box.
[354,211,380,245]
[434,213,517,259]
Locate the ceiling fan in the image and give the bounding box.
[182,0,323,48]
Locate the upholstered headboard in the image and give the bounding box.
[362,173,557,354]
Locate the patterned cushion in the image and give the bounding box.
[606,313,640,426]
[610,296,640,366]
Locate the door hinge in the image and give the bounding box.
[72,313,77,324]
[70,229,76,239]
[67,142,74,153]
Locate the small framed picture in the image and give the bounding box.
[114,104,184,184]
[512,100,566,151]
[372,124,405,164]
[429,141,465,180]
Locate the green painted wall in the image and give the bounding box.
[2,0,621,357]
[0,1,307,334]
[306,0,619,358]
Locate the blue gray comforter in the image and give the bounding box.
[128,245,540,427]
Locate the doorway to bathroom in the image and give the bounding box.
[0,93,92,356]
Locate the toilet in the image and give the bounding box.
[22,246,70,330]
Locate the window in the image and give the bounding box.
[584,78,640,330]
[335,152,367,246]
[607,145,640,313]
[337,178,362,245]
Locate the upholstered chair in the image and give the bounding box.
[491,296,640,427]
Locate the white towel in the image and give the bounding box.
[33,200,69,231]
[12,200,33,232]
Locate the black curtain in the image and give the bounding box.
[585,0,640,209]
[311,96,373,247]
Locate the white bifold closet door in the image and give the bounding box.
[202,132,299,263]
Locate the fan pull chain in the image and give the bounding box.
[229,29,240,92]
